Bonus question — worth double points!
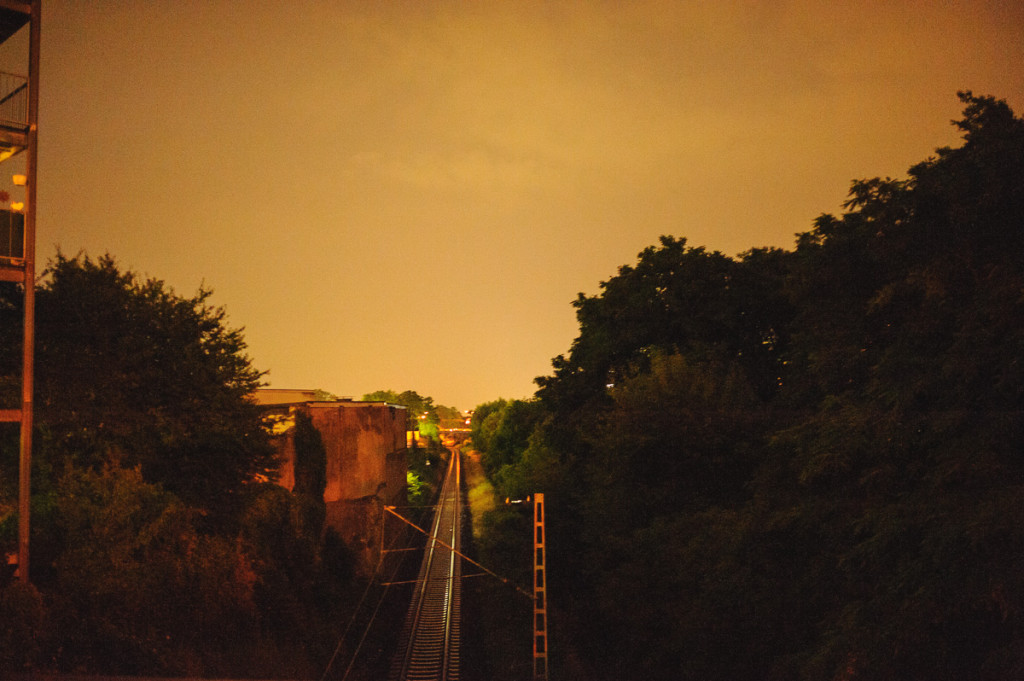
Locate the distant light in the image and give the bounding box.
[10,201,23,211]
[11,175,25,186]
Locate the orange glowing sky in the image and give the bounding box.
[4,1,1023,409]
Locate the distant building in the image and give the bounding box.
[253,389,409,571]
[250,388,325,406]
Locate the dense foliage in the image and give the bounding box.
[363,388,446,439]
[2,253,277,516]
[0,255,356,676]
[363,388,451,507]
[473,93,1024,681]
[470,398,546,481]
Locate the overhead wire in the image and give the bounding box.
[320,448,531,679]
[384,504,533,599]
[319,496,418,681]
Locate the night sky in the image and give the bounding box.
[4,1,1023,409]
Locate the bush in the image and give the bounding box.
[0,579,47,673]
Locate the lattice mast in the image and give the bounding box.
[533,493,549,680]
[0,0,41,584]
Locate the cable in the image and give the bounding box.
[321,451,488,680]
[339,579,394,681]
[384,505,533,599]
[320,500,415,681]
[319,568,379,681]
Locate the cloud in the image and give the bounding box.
[345,147,557,193]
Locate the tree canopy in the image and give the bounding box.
[25,253,276,511]
[362,388,459,440]
[476,92,1024,681]
[1,254,358,676]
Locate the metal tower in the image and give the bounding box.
[0,0,40,584]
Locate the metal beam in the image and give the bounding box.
[0,262,24,281]
[16,0,38,584]
[0,2,31,16]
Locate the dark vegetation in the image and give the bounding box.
[0,91,1020,680]
[0,254,357,677]
[471,93,1024,681]
[460,450,534,681]
[363,388,452,506]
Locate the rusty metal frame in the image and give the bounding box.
[533,492,549,680]
[3,0,38,584]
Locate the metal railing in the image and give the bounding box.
[0,71,28,129]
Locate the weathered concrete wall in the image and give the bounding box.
[306,401,407,507]
[259,398,407,508]
[272,427,297,491]
[325,496,384,575]
[256,396,408,573]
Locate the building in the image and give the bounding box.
[253,389,409,571]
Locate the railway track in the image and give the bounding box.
[389,451,463,681]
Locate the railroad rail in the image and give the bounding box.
[389,452,463,681]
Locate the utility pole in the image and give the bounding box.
[505,492,551,679]
[533,492,548,681]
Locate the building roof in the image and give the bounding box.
[249,388,324,406]
[250,388,406,411]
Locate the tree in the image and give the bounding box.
[536,237,792,416]
[363,388,447,439]
[291,409,327,541]
[770,92,1024,680]
[26,253,275,514]
[469,398,506,455]
[0,252,369,677]
[467,398,545,479]
[50,465,259,675]
[503,92,1024,681]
